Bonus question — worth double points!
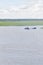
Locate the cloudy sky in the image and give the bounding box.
[0,0,43,19]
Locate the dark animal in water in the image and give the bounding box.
[24,27,29,30]
[32,27,36,29]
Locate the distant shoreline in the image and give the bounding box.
[0,19,43,21]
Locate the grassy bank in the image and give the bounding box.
[0,21,43,26]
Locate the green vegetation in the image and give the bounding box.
[0,21,43,26]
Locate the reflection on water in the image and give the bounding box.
[0,26,43,65]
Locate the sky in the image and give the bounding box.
[0,0,43,19]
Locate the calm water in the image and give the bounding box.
[0,26,43,65]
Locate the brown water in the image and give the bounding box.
[0,26,43,65]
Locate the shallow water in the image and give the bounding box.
[0,26,43,65]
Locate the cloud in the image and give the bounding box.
[0,0,43,18]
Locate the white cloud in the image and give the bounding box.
[0,0,43,18]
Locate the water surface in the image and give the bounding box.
[0,26,43,65]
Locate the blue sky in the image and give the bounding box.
[0,0,27,8]
[0,0,43,19]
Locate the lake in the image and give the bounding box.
[0,26,43,65]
